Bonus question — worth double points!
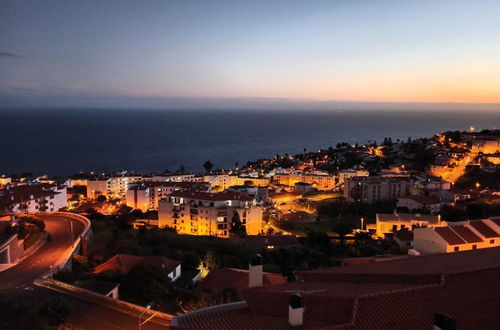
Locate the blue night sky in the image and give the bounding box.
[1,0,500,108]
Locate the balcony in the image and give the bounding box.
[190,209,199,215]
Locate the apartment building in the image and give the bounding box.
[158,191,263,238]
[344,177,410,203]
[0,184,67,213]
[203,175,270,190]
[338,169,369,184]
[272,172,337,191]
[413,218,500,254]
[126,181,210,211]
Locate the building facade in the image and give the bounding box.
[158,191,263,238]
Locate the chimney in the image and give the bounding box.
[289,293,304,327]
[433,313,456,330]
[248,254,263,288]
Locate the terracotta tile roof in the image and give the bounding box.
[0,184,61,209]
[449,225,482,243]
[93,254,180,275]
[434,226,466,245]
[140,256,181,273]
[398,196,441,206]
[491,217,500,227]
[168,190,253,202]
[198,268,286,293]
[174,248,500,329]
[299,247,500,276]
[469,220,499,238]
[93,254,144,274]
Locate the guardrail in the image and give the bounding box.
[35,211,92,276]
[35,278,173,325]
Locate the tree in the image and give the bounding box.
[177,165,186,174]
[332,222,354,247]
[203,160,214,173]
[119,264,172,306]
[96,195,107,203]
[230,212,246,237]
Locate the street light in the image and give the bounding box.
[138,304,151,330]
[360,217,364,231]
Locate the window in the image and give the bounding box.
[490,239,495,244]
[454,246,459,252]
[472,245,477,250]
[210,202,214,207]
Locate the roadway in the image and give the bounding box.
[0,214,169,329]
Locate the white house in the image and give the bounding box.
[397,196,443,214]
[413,219,500,254]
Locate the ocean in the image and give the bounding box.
[0,108,499,176]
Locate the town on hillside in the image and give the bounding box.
[1,129,499,329]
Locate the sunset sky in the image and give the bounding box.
[1,0,500,107]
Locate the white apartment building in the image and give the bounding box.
[272,172,337,191]
[338,170,369,184]
[158,191,263,238]
[126,181,210,211]
[413,218,500,254]
[0,184,67,213]
[203,175,270,190]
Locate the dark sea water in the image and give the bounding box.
[0,108,499,176]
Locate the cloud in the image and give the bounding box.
[0,51,22,59]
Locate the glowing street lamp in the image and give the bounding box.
[475,182,481,190]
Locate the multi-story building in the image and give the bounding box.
[158,191,263,238]
[126,181,210,211]
[203,175,270,190]
[0,184,67,213]
[272,172,336,191]
[413,218,500,254]
[338,169,369,184]
[88,174,201,199]
[344,177,410,203]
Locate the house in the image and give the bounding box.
[79,279,120,299]
[397,196,443,214]
[171,248,500,329]
[413,218,500,254]
[158,191,263,237]
[94,254,182,282]
[371,213,443,238]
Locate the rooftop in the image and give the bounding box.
[167,190,253,202]
[377,213,440,224]
[173,248,500,329]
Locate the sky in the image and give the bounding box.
[1,0,500,109]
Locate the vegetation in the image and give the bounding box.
[0,297,72,330]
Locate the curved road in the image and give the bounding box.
[0,214,84,292]
[0,214,168,329]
